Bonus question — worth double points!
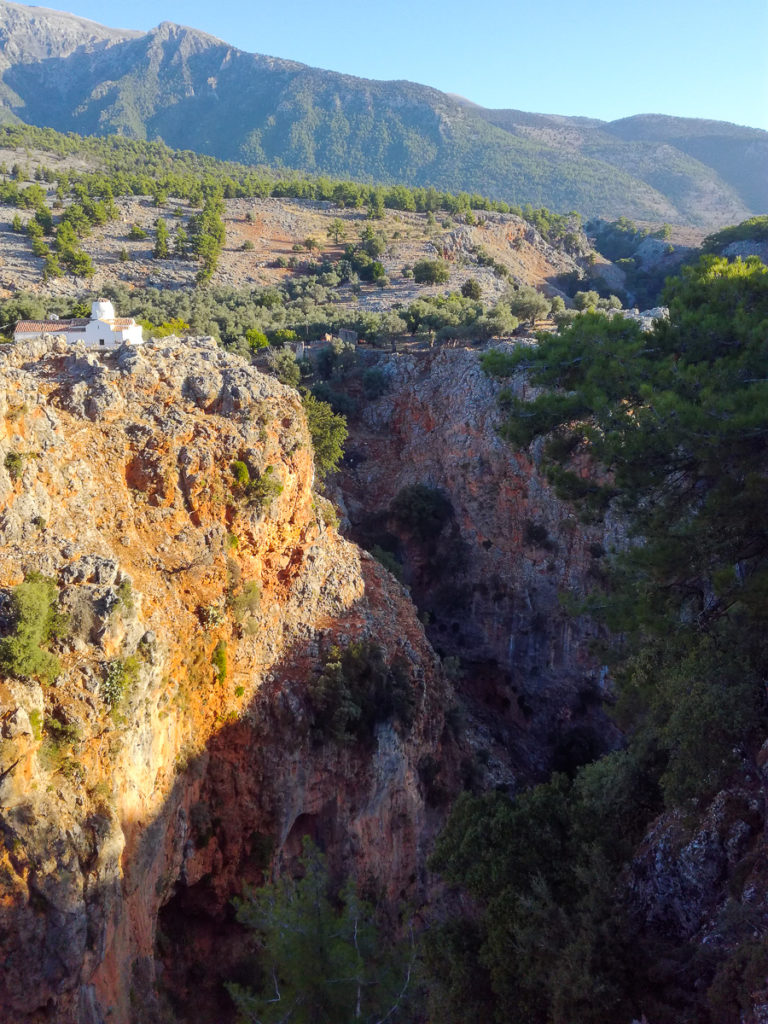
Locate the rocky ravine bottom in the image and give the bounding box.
[0,336,451,1023]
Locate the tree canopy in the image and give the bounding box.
[227,839,414,1024]
[301,392,348,478]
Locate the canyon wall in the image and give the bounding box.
[0,337,451,1023]
[338,345,618,780]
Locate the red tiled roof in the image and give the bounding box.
[14,316,137,334]
[13,319,88,333]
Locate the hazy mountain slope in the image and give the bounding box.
[0,15,681,222]
[0,1,139,125]
[606,114,768,214]
[473,105,764,225]
[0,2,763,227]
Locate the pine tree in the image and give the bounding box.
[227,839,414,1024]
[154,218,170,259]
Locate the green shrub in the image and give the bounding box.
[230,580,261,621]
[4,451,23,481]
[314,495,340,530]
[371,545,403,581]
[362,367,390,399]
[270,328,298,347]
[479,349,519,378]
[311,382,358,418]
[101,661,125,708]
[212,640,227,683]
[574,289,600,311]
[28,708,42,740]
[523,519,552,548]
[228,837,409,1021]
[0,572,68,682]
[271,349,301,387]
[301,392,347,478]
[116,577,134,611]
[231,460,250,489]
[707,939,768,1023]
[59,757,85,783]
[247,466,283,511]
[201,602,225,626]
[38,724,80,774]
[413,259,450,285]
[307,640,415,746]
[245,327,268,350]
[101,656,140,712]
[136,316,190,338]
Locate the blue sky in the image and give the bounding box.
[18,0,768,130]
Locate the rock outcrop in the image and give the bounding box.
[624,768,768,1021]
[0,336,450,1023]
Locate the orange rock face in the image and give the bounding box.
[0,336,450,1023]
[338,346,618,782]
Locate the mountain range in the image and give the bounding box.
[0,1,765,227]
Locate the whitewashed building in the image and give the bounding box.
[13,299,144,349]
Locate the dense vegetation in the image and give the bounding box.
[300,391,348,479]
[702,214,768,254]
[0,572,68,683]
[587,216,682,307]
[3,114,768,1023]
[0,123,583,241]
[587,215,667,261]
[306,640,415,746]
[0,122,594,305]
[0,277,544,353]
[429,256,768,1022]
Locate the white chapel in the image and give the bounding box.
[13,299,144,349]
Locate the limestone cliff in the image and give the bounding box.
[0,336,450,1023]
[338,346,618,781]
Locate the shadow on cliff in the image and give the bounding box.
[94,589,454,1024]
[344,501,618,785]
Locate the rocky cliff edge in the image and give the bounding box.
[0,335,450,1023]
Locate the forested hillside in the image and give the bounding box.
[0,121,618,341]
[0,1,764,226]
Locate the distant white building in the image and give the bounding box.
[13,299,144,349]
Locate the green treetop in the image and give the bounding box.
[227,838,414,1024]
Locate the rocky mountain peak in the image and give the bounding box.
[147,18,230,51]
[0,1,140,65]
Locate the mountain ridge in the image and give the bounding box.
[0,1,764,227]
